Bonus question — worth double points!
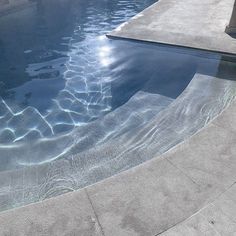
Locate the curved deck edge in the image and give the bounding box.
[108,0,236,55]
[0,90,236,235]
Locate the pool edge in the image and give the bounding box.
[0,95,236,235]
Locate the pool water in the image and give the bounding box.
[0,0,236,211]
[0,0,159,139]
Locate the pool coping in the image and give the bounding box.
[1,0,236,235]
[108,0,236,55]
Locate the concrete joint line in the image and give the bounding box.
[85,188,105,236]
[165,158,201,187]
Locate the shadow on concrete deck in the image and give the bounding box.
[226,0,236,38]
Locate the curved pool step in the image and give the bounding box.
[0,91,173,210]
[61,73,236,186]
[0,90,172,170]
[0,73,236,211]
[1,75,236,236]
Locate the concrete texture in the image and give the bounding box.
[1,99,236,235]
[108,0,236,55]
[0,189,103,236]
[161,184,236,235]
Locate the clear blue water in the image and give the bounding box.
[0,0,236,211]
[0,0,160,141]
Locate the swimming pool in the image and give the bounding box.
[0,0,236,211]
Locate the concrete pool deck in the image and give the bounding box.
[108,0,236,55]
[1,0,236,235]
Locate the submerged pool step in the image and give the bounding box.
[0,73,235,211]
[0,90,172,170]
[62,73,236,187]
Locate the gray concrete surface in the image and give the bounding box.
[1,99,236,235]
[108,0,236,55]
[0,189,103,236]
[161,184,236,235]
